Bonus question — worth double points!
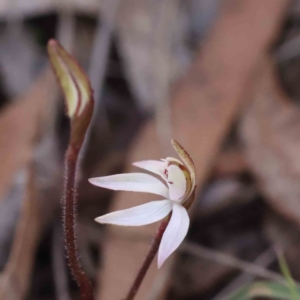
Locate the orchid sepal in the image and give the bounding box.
[95,200,172,226]
[89,173,169,199]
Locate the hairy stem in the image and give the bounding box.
[64,145,94,300]
[125,214,171,300]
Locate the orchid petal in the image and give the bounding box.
[89,173,168,198]
[158,203,189,267]
[95,200,172,226]
[133,160,165,177]
[166,164,186,201]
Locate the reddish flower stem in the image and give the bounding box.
[125,214,171,300]
[64,145,94,300]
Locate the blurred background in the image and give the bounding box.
[2,0,300,299]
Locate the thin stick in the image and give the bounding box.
[182,242,285,284]
[152,0,178,155]
[88,0,119,103]
[63,145,94,300]
[81,0,120,160]
[125,215,171,300]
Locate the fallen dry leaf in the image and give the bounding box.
[116,0,187,111]
[0,166,40,300]
[241,59,300,227]
[0,68,56,201]
[0,67,60,299]
[96,0,289,299]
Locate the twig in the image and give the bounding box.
[88,0,119,102]
[81,0,120,160]
[211,247,276,300]
[125,215,171,300]
[182,242,286,284]
[56,0,76,53]
[152,0,178,154]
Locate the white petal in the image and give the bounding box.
[95,200,172,226]
[158,203,189,268]
[89,173,169,198]
[133,160,165,177]
[166,164,186,201]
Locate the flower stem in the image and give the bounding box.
[125,214,171,300]
[64,145,94,300]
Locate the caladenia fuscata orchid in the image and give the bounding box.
[89,139,196,300]
[48,40,95,300]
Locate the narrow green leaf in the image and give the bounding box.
[224,281,300,300]
[277,251,299,300]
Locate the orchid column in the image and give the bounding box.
[48,40,94,300]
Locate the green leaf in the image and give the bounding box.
[277,251,298,300]
[224,281,300,300]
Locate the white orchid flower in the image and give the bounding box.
[89,139,196,267]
